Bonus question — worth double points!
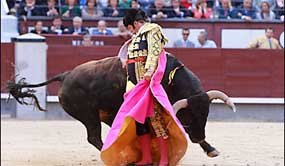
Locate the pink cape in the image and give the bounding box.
[102,50,187,151]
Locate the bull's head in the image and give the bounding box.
[173,90,236,114]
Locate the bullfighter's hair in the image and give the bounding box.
[123,9,147,27]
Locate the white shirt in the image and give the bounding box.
[195,40,217,48]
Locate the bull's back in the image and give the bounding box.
[59,57,127,112]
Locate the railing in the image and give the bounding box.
[43,34,127,46]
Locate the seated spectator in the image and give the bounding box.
[248,27,281,49]
[131,0,141,9]
[180,0,193,9]
[61,0,81,18]
[97,0,109,8]
[213,0,222,8]
[256,0,276,20]
[30,21,48,35]
[167,0,193,18]
[91,20,113,35]
[253,0,274,10]
[119,0,131,15]
[138,0,154,9]
[78,0,87,7]
[207,0,218,8]
[119,0,131,8]
[164,0,172,6]
[35,0,47,5]
[231,0,243,8]
[147,0,168,19]
[192,0,213,19]
[103,0,123,17]
[81,0,103,19]
[274,0,284,20]
[48,16,67,34]
[82,34,94,46]
[173,28,195,48]
[235,0,257,20]
[216,0,237,19]
[131,0,148,14]
[44,0,59,16]
[66,16,89,35]
[194,30,217,48]
[114,20,132,39]
[18,0,45,17]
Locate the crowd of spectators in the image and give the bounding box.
[4,0,283,48]
[5,0,284,21]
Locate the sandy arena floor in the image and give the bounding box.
[1,120,284,166]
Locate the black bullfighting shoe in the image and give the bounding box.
[199,140,220,158]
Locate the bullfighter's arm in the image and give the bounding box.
[145,27,165,73]
[118,38,132,68]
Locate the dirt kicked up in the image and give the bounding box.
[1,120,284,166]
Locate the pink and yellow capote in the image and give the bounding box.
[101,50,188,166]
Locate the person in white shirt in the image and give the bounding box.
[195,31,217,48]
[173,28,195,48]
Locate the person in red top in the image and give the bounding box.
[180,0,193,9]
[192,0,212,19]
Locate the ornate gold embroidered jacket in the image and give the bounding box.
[127,23,169,138]
[127,23,168,81]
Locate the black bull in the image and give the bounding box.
[8,54,236,151]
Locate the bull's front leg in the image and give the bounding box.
[86,122,103,150]
[174,93,220,158]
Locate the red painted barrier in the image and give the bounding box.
[46,45,120,95]
[1,43,284,97]
[1,43,14,93]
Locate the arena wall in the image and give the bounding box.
[1,43,284,120]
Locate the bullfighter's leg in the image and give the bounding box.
[135,120,153,165]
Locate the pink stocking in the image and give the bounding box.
[136,134,152,165]
[158,137,169,166]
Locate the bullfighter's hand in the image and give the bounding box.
[144,70,153,81]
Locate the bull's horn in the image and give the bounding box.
[173,99,188,114]
[206,90,236,112]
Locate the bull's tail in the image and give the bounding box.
[6,71,70,111]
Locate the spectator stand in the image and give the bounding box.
[19,17,284,48]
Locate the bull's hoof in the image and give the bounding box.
[199,140,220,158]
[207,149,220,158]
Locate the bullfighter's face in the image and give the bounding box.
[127,21,144,34]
